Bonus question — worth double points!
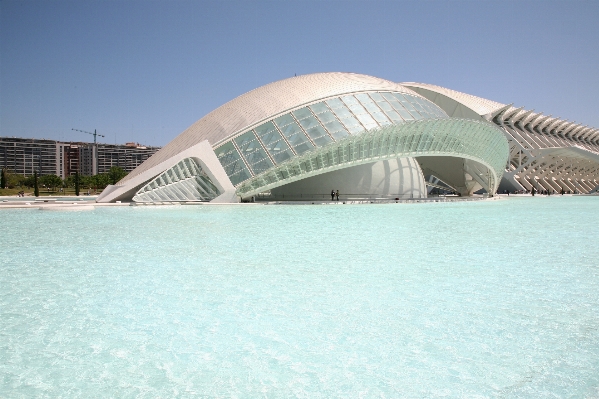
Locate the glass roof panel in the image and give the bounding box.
[369,92,384,102]
[309,102,329,115]
[325,98,344,109]
[274,114,295,127]
[341,95,359,105]
[315,110,336,124]
[298,115,320,131]
[254,121,277,136]
[354,93,373,104]
[292,107,313,121]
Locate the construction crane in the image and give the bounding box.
[72,128,105,176]
[72,128,105,144]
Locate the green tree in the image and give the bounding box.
[7,172,26,189]
[1,168,5,189]
[23,175,36,188]
[39,174,63,191]
[34,171,39,197]
[75,171,80,196]
[91,173,111,190]
[108,166,127,185]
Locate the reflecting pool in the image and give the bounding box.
[1,196,598,397]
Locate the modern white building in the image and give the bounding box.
[98,72,597,203]
[402,83,599,194]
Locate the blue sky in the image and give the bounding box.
[1,0,598,146]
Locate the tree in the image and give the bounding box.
[1,168,5,189]
[39,174,62,191]
[91,173,111,190]
[75,171,80,196]
[108,166,127,185]
[7,172,26,189]
[23,175,36,188]
[34,171,39,197]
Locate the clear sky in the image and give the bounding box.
[1,0,598,147]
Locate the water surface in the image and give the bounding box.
[1,196,598,398]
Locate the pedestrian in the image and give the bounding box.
[336,190,340,201]
[331,189,335,201]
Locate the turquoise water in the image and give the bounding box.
[1,196,598,398]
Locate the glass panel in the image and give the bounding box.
[277,120,303,138]
[395,93,422,119]
[305,125,330,142]
[249,156,273,175]
[292,107,313,121]
[384,109,404,123]
[324,120,345,134]
[354,93,373,104]
[376,100,394,113]
[330,129,349,140]
[215,141,251,183]
[274,114,295,127]
[387,98,414,121]
[293,141,314,155]
[381,92,397,102]
[332,106,353,119]
[133,158,222,202]
[341,95,359,105]
[229,168,252,186]
[371,111,392,125]
[258,129,282,148]
[420,98,445,117]
[255,127,294,165]
[275,120,314,155]
[309,102,329,115]
[338,114,361,129]
[369,92,384,102]
[298,115,320,131]
[430,104,446,117]
[347,124,365,134]
[315,110,337,124]
[348,103,367,116]
[254,121,277,136]
[215,142,241,168]
[234,131,261,153]
[325,98,344,109]
[271,148,293,164]
[313,135,332,147]
[361,101,381,114]
[410,97,430,117]
[397,106,415,121]
[413,97,433,116]
[354,112,377,128]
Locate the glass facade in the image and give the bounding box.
[214,91,448,186]
[133,158,220,202]
[236,118,509,198]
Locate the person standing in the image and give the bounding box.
[336,190,340,201]
[331,189,335,201]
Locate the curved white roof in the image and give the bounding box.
[122,72,421,184]
[401,82,506,116]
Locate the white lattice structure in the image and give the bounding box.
[403,83,599,193]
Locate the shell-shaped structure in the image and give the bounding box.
[403,83,599,193]
[97,73,510,203]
